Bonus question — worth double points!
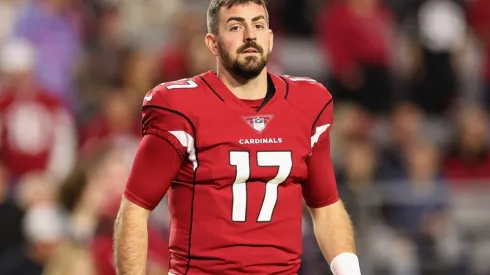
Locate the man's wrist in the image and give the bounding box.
[330,252,361,275]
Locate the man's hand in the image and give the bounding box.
[114,197,152,275]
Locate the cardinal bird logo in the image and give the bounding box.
[242,115,274,133]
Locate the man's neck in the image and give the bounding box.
[217,67,269,100]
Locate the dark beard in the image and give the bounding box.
[218,40,269,80]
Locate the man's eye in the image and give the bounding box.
[230,26,241,31]
[255,24,265,29]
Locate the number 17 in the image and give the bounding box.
[229,151,293,222]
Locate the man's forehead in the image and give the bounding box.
[220,3,266,20]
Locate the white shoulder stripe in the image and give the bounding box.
[310,124,331,149]
[169,130,197,171]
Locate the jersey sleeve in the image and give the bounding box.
[124,134,183,210]
[141,85,195,159]
[124,83,195,210]
[303,97,339,208]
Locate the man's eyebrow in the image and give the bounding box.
[226,15,266,24]
[252,15,266,22]
[226,16,245,23]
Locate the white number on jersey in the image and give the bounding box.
[230,151,293,222]
[160,79,198,90]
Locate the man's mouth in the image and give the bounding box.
[242,48,259,53]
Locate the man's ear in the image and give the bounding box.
[205,33,219,56]
[268,29,274,53]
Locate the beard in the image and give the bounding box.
[218,40,269,80]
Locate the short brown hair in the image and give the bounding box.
[207,0,269,34]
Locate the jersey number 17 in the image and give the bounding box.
[229,151,293,223]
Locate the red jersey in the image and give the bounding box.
[0,87,75,180]
[125,71,339,274]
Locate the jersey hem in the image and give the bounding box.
[305,196,340,209]
[123,189,157,210]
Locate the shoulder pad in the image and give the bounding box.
[282,75,332,102]
[142,77,202,110]
[281,75,333,126]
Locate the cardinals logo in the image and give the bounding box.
[242,115,274,133]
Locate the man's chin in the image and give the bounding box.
[238,56,260,64]
[237,60,264,71]
[233,69,264,80]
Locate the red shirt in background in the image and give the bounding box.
[316,1,393,78]
[443,152,490,181]
[0,87,73,180]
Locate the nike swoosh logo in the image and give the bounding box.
[144,94,152,101]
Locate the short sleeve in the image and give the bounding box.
[303,98,339,208]
[124,135,183,210]
[141,86,195,159]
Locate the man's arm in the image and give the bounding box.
[309,201,358,274]
[303,98,360,274]
[114,134,183,275]
[114,198,151,275]
[304,134,360,273]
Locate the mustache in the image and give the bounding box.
[237,41,263,54]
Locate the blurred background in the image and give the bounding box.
[0,0,489,274]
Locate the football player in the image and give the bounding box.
[114,0,361,274]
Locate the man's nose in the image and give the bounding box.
[244,26,257,41]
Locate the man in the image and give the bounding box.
[114,1,361,274]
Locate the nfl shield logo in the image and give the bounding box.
[242,115,274,133]
[253,117,265,132]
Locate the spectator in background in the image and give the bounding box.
[381,139,461,274]
[443,105,490,181]
[14,0,82,111]
[0,203,68,275]
[330,102,372,165]
[378,102,424,180]
[122,50,158,105]
[0,38,77,183]
[58,145,169,275]
[317,0,395,114]
[468,0,490,109]
[158,8,207,82]
[58,146,129,244]
[337,137,379,227]
[408,0,466,114]
[76,3,132,116]
[79,88,140,161]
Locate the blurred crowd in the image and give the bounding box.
[0,0,489,274]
